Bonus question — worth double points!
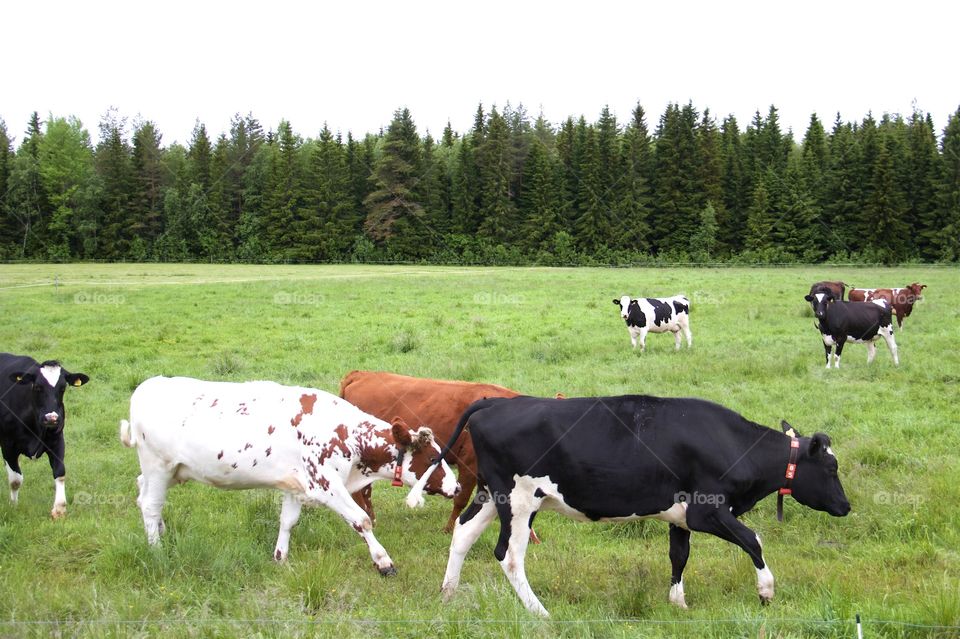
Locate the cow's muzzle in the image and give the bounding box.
[43,412,60,426]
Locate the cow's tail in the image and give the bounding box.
[119,419,136,448]
[404,398,496,509]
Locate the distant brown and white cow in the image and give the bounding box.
[809,281,847,301]
[340,370,521,534]
[848,283,926,330]
[120,376,458,574]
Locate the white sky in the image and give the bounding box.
[4,0,958,146]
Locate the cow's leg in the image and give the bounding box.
[866,341,877,364]
[441,489,498,600]
[310,479,396,576]
[687,506,773,604]
[673,328,682,350]
[880,326,899,366]
[350,485,375,525]
[822,338,832,369]
[494,485,548,617]
[445,450,478,533]
[139,469,173,544]
[639,328,648,352]
[274,492,303,561]
[833,337,846,369]
[3,454,23,504]
[628,328,638,349]
[668,524,691,608]
[682,319,693,348]
[47,437,67,519]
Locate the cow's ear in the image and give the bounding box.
[64,373,89,388]
[391,417,413,448]
[808,433,831,457]
[612,298,620,305]
[804,295,814,302]
[9,372,35,385]
[780,420,801,438]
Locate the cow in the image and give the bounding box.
[0,353,89,519]
[120,376,458,574]
[809,280,847,301]
[340,370,521,535]
[420,394,850,616]
[804,293,899,368]
[847,283,926,330]
[613,295,692,351]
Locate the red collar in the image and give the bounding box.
[776,437,800,522]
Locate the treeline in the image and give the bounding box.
[1,102,959,265]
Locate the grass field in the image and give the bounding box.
[0,263,958,638]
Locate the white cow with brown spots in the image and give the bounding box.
[120,376,458,575]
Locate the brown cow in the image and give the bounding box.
[848,283,926,330]
[340,370,521,534]
[809,281,847,300]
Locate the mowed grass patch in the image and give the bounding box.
[0,263,958,637]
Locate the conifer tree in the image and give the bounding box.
[188,121,213,192]
[364,108,426,254]
[0,119,14,253]
[864,128,909,262]
[518,138,561,251]
[616,103,653,251]
[95,109,134,258]
[38,116,95,259]
[719,116,747,253]
[904,110,942,258]
[477,107,516,242]
[131,120,165,250]
[823,115,862,256]
[933,108,960,261]
[575,125,610,251]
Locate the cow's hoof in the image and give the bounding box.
[274,549,286,562]
[759,594,773,606]
[378,565,397,577]
[441,584,457,602]
[51,506,66,520]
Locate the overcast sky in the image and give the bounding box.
[4,0,958,146]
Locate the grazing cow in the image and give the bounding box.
[340,370,521,534]
[422,395,850,616]
[613,295,692,351]
[0,354,89,519]
[804,293,899,368]
[809,280,847,301]
[847,283,926,330]
[120,376,458,574]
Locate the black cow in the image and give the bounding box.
[0,354,89,518]
[804,292,899,368]
[422,395,849,616]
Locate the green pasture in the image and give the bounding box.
[0,263,957,638]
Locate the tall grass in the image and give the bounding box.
[0,263,957,637]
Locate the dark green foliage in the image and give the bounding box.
[1,101,958,264]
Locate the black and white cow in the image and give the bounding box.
[804,292,899,368]
[423,394,850,616]
[0,353,89,519]
[121,376,458,573]
[613,295,691,351]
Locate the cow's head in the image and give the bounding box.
[613,295,636,320]
[905,282,926,303]
[8,361,89,430]
[391,418,458,505]
[803,292,833,320]
[780,421,850,517]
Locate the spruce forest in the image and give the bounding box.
[1,102,959,265]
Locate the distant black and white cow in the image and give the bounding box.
[613,295,692,351]
[120,376,458,574]
[423,394,849,616]
[804,292,899,368]
[0,353,89,519]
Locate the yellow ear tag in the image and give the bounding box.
[785,427,797,438]
[73,379,83,387]
[16,375,23,382]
